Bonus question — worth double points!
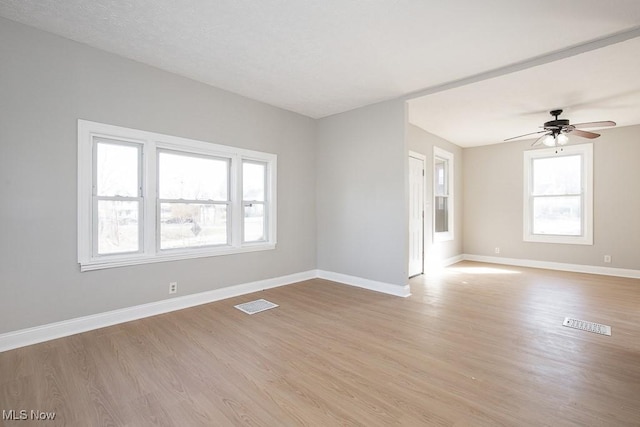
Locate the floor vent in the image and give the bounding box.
[234,299,278,315]
[563,317,611,336]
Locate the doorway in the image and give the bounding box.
[408,152,426,277]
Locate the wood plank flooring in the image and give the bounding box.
[1,261,640,426]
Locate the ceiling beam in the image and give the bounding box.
[404,25,640,102]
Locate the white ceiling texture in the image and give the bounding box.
[1,0,640,147]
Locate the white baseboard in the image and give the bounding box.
[7,255,632,353]
[443,254,464,267]
[0,270,316,353]
[462,254,640,279]
[316,270,411,297]
[0,269,411,353]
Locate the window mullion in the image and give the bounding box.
[91,195,99,257]
[231,155,242,248]
[531,193,582,198]
[144,141,156,256]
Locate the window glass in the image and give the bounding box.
[96,140,139,197]
[159,152,228,201]
[242,161,267,242]
[532,196,581,235]
[243,162,266,201]
[532,155,581,195]
[97,200,139,254]
[434,158,447,196]
[435,196,448,233]
[243,204,265,242]
[160,203,227,249]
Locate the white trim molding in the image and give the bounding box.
[0,269,410,352]
[317,270,411,297]
[463,254,640,279]
[443,254,464,267]
[0,270,314,353]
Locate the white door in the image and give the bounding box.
[409,154,425,277]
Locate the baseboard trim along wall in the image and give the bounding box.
[443,254,464,267]
[316,270,412,298]
[0,270,409,352]
[7,256,632,353]
[463,254,640,279]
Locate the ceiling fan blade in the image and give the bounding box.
[531,133,550,146]
[504,130,548,142]
[572,120,615,129]
[571,129,600,139]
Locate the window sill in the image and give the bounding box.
[523,234,592,245]
[79,243,276,272]
[434,232,454,243]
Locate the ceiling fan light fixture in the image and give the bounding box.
[542,134,555,147]
[505,110,616,146]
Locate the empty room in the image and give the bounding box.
[1,1,639,426]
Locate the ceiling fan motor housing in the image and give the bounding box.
[545,109,568,131]
[544,118,570,129]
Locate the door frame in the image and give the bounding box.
[408,151,426,278]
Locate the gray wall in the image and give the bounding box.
[463,125,640,269]
[4,16,636,337]
[407,125,464,267]
[0,18,317,333]
[316,99,408,287]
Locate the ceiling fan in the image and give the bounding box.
[504,109,616,147]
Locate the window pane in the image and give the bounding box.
[533,196,581,235]
[96,141,139,197]
[533,155,581,195]
[435,196,448,233]
[243,162,266,201]
[98,200,139,254]
[244,203,265,242]
[160,203,227,249]
[435,158,447,196]
[159,152,228,201]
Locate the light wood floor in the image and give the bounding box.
[1,261,640,426]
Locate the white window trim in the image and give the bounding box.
[523,143,592,245]
[433,146,454,242]
[78,120,277,271]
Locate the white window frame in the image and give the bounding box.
[523,143,593,245]
[433,146,454,242]
[78,120,277,271]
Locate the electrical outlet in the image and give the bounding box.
[169,282,178,294]
[494,247,500,254]
[604,255,611,264]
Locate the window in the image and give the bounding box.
[523,143,592,245]
[433,146,454,242]
[158,151,229,250]
[78,120,277,271]
[94,138,143,256]
[242,161,268,243]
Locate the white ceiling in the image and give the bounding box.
[1,0,640,140]
[408,36,640,147]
